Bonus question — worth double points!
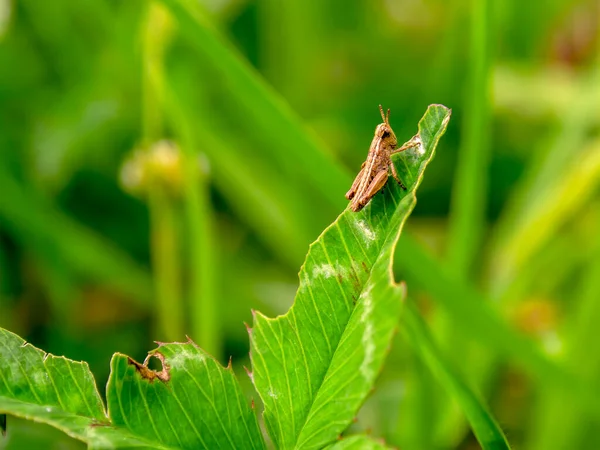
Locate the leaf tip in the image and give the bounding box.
[251,309,270,324]
[243,365,253,382]
[185,335,201,348]
[390,280,407,298]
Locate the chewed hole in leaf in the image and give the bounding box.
[127,352,170,382]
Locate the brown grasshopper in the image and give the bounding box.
[346,105,418,212]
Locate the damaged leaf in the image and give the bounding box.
[107,339,265,449]
[0,328,167,448]
[0,328,264,449]
[249,105,451,449]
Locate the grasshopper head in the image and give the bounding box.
[376,105,397,146]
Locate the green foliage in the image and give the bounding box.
[1,0,599,449]
[0,329,158,448]
[108,343,265,449]
[0,106,504,450]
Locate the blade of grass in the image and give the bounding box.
[437,0,494,443]
[395,233,600,420]
[159,0,351,212]
[0,166,152,304]
[397,235,548,377]
[446,0,493,279]
[402,300,511,450]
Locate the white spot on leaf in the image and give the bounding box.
[355,220,376,243]
[32,371,50,388]
[166,348,202,368]
[267,387,279,399]
[311,262,348,280]
[300,261,350,293]
[414,135,425,155]
[312,264,336,279]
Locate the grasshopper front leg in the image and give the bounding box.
[352,169,388,212]
[391,136,420,154]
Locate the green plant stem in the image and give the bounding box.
[165,89,220,360]
[184,150,219,359]
[148,185,184,341]
[141,3,164,146]
[142,2,185,342]
[401,301,511,450]
[446,0,493,279]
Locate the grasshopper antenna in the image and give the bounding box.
[378,105,391,125]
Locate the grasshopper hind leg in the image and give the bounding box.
[352,169,388,211]
[345,162,367,200]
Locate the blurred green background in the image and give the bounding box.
[0,0,599,448]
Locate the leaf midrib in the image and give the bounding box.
[291,191,415,449]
